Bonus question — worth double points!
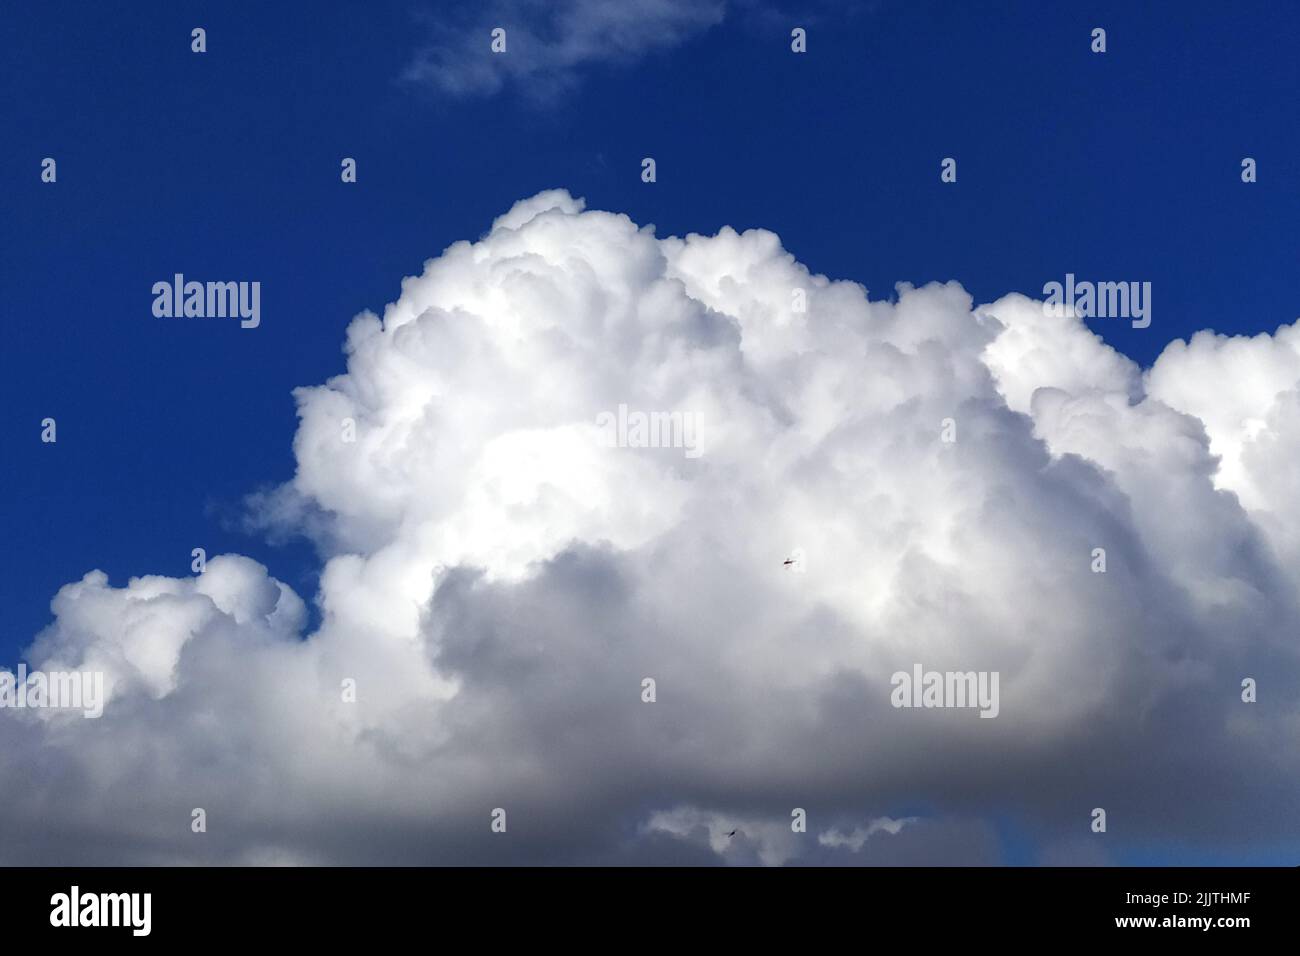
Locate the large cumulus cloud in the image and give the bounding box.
[3,190,1298,864]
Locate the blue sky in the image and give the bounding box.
[5,1,1297,648]
[2,1,1298,865]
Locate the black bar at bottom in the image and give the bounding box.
[2,866,1289,941]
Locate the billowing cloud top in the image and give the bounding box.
[4,190,1299,865]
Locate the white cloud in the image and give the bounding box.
[3,190,1300,864]
[403,0,727,100]
[818,816,917,852]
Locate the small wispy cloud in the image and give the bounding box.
[402,0,728,100]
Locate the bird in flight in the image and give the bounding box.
[726,829,738,837]
[783,558,795,566]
